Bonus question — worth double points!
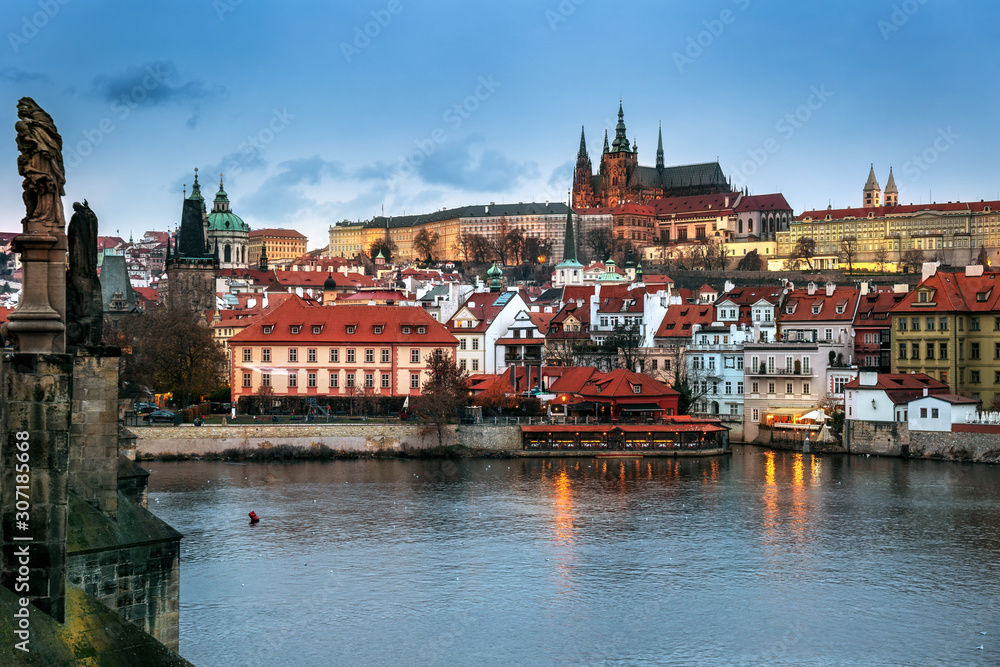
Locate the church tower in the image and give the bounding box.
[165,169,219,312]
[863,164,882,208]
[572,126,595,209]
[206,173,251,270]
[884,167,898,206]
[599,102,638,207]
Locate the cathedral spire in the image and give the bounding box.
[611,101,631,153]
[563,194,577,263]
[656,123,664,172]
[884,166,898,206]
[603,129,609,154]
[189,167,203,201]
[577,126,588,160]
[863,163,882,208]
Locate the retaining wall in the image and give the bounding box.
[132,423,522,457]
[846,420,1000,463]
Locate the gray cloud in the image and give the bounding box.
[240,156,345,219]
[0,67,50,84]
[416,136,538,191]
[93,60,226,106]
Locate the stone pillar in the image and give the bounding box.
[69,351,121,519]
[0,352,72,623]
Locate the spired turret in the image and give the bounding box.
[863,163,882,208]
[884,166,898,206]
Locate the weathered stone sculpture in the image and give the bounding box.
[67,200,104,348]
[4,96,68,352]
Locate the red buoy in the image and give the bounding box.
[248,511,260,524]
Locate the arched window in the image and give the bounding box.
[224,244,232,263]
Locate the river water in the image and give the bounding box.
[146,447,1000,666]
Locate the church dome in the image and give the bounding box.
[323,272,338,289]
[207,174,250,232]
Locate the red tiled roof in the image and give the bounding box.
[582,368,679,400]
[250,229,307,239]
[735,193,791,213]
[229,295,457,345]
[654,303,714,338]
[653,192,739,217]
[890,270,1000,314]
[843,373,946,391]
[780,285,859,323]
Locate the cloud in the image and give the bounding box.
[240,156,345,219]
[548,160,574,191]
[416,136,538,191]
[92,60,226,106]
[0,67,50,84]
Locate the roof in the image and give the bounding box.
[654,303,714,339]
[629,162,729,192]
[843,373,946,391]
[355,202,571,231]
[652,191,739,217]
[796,199,1000,222]
[250,229,308,239]
[580,368,679,400]
[916,393,980,405]
[779,285,859,323]
[734,193,791,213]
[229,295,457,346]
[890,270,1000,314]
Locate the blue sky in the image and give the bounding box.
[1,0,997,250]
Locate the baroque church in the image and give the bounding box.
[572,102,732,209]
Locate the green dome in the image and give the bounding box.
[207,210,249,232]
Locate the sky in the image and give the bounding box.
[1,0,998,250]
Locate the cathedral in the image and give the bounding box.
[572,103,732,209]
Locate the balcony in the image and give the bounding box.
[745,367,815,377]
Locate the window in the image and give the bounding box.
[825,329,833,341]
[417,327,426,334]
[312,326,322,335]
[652,360,658,371]
[288,349,298,362]
[381,349,390,363]
[291,325,301,334]
[767,356,775,373]
[752,408,759,422]
[802,357,810,374]
[920,407,927,418]
[460,339,467,350]
[411,373,420,389]
[785,356,793,373]
[713,382,719,394]
[939,342,948,360]
[330,349,339,362]
[632,384,641,394]
[971,317,980,331]
[308,372,317,388]
[472,339,479,350]
[725,381,732,394]
[381,373,390,389]
[926,318,935,331]
[971,342,980,360]
[737,381,744,394]
[263,325,273,334]
[926,344,934,360]
[737,357,744,370]
[459,359,467,370]
[803,382,810,396]
[898,319,907,331]
[768,382,775,394]
[346,373,355,388]
[932,408,940,418]
[242,372,251,388]
[262,348,271,362]
[959,318,964,331]
[347,349,355,363]
[899,343,907,360]
[307,348,317,363]
[996,371,1000,384]
[365,349,374,363]
[410,349,420,363]
[472,359,479,371]
[261,373,270,387]
[751,381,759,394]
[911,318,920,332]
[786,382,793,394]
[347,325,356,334]
[995,342,1000,360]
[288,373,297,388]
[242,348,251,362]
[971,370,981,383]
[834,377,848,393]
[911,342,919,360]
[403,326,411,334]
[364,373,374,388]
[374,326,383,334]
[330,373,339,388]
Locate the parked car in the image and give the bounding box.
[146,410,178,424]
[133,402,157,415]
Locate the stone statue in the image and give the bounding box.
[66,200,103,348]
[5,97,68,354]
[15,97,66,230]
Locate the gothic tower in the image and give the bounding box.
[863,164,882,208]
[165,170,219,312]
[572,126,595,209]
[884,167,898,206]
[599,101,638,207]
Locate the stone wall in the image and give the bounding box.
[132,423,523,457]
[70,352,120,518]
[846,419,1000,463]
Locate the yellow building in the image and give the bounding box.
[248,229,308,266]
[891,265,1000,408]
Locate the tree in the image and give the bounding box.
[838,236,858,275]
[522,236,553,265]
[412,229,439,262]
[505,226,525,265]
[977,245,990,268]
[485,216,514,265]
[873,245,889,273]
[110,308,228,408]
[584,227,616,262]
[412,349,470,447]
[604,319,646,372]
[473,377,518,416]
[790,237,816,270]
[368,237,397,261]
[671,363,708,416]
[901,248,925,274]
[736,249,762,272]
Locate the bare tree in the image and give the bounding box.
[790,237,816,270]
[901,248,925,274]
[838,236,858,275]
[413,228,439,262]
[584,227,616,262]
[873,244,889,272]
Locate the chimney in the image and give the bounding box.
[860,371,877,387]
[860,281,869,296]
[966,264,984,277]
[922,261,939,281]
[825,281,835,297]
[807,282,816,296]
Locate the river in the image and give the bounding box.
[146,447,1000,666]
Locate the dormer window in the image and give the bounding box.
[346,325,356,334]
[263,325,273,334]
[631,384,641,394]
[417,326,426,334]
[402,326,411,334]
[811,305,821,314]
[836,305,844,314]
[374,325,383,334]
[786,306,794,314]
[312,326,322,334]
[290,325,301,334]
